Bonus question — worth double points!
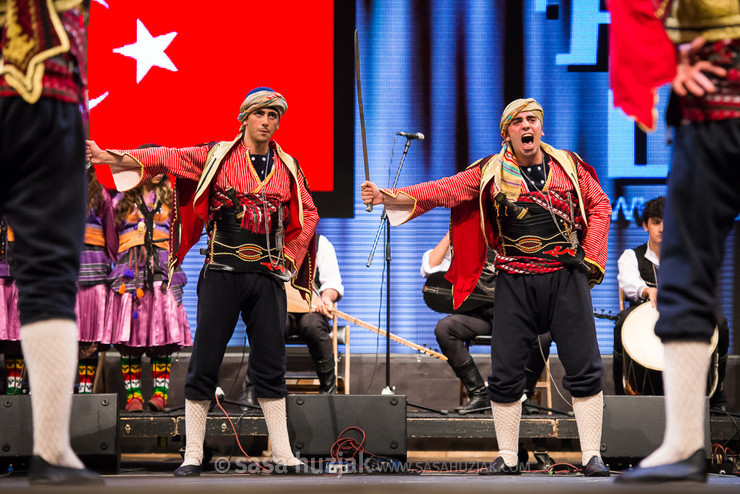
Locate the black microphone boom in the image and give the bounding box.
[396,131,425,140]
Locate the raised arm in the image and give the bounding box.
[86,140,209,190]
[360,167,481,226]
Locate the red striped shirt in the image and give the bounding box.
[386,154,611,271]
[117,141,318,269]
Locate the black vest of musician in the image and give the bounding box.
[632,243,658,288]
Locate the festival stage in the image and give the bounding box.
[1,403,740,489]
[1,353,739,489]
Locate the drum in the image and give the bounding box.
[621,302,719,396]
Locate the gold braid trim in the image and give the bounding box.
[0,0,75,103]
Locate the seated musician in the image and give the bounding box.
[614,196,729,410]
[423,232,552,414]
[241,234,343,408]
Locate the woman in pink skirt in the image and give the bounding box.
[75,167,118,394]
[106,172,191,412]
[0,219,22,395]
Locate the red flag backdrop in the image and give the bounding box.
[88,0,335,191]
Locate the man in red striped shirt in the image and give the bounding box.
[87,87,320,475]
[362,98,611,477]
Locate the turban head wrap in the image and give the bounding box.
[237,87,288,131]
[496,98,545,201]
[499,98,544,138]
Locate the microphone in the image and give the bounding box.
[396,131,425,140]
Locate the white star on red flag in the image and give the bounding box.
[112,19,178,83]
[88,0,336,193]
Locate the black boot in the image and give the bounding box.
[315,358,337,394]
[522,372,540,415]
[452,359,490,415]
[238,377,259,411]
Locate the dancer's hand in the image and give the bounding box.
[85,140,111,165]
[672,37,727,97]
[361,181,383,205]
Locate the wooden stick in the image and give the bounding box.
[332,308,447,361]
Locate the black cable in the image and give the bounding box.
[717,408,740,448]
[364,137,400,393]
[364,245,387,395]
[220,329,249,406]
[227,408,252,464]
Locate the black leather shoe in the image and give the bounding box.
[616,449,707,483]
[267,462,323,475]
[710,391,729,412]
[582,455,610,477]
[28,456,103,485]
[455,395,491,415]
[478,456,521,475]
[238,380,260,412]
[174,464,202,477]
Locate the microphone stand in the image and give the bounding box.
[367,138,446,415]
[367,138,412,395]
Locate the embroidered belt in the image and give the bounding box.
[499,203,584,265]
[204,211,289,281]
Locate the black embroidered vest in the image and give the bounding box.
[632,243,657,288]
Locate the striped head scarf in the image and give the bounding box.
[497,98,544,201]
[237,87,288,132]
[499,98,543,138]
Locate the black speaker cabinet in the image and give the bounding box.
[0,393,119,473]
[601,395,710,460]
[287,394,407,461]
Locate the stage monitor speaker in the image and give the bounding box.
[601,395,710,460]
[287,394,407,461]
[0,393,119,473]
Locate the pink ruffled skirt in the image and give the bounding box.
[0,280,20,342]
[75,284,110,343]
[105,281,191,349]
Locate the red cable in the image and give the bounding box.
[214,393,269,473]
[329,426,369,464]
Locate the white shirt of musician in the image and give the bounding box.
[420,247,452,278]
[316,235,344,300]
[617,245,660,303]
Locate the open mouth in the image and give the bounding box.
[521,134,534,145]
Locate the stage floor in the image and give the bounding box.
[2,397,739,490]
[2,468,740,493]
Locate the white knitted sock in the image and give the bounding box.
[572,391,603,466]
[640,341,710,468]
[491,400,521,467]
[20,319,84,469]
[181,399,209,467]
[258,397,301,466]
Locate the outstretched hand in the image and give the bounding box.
[85,140,108,165]
[672,37,727,97]
[360,181,383,206]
